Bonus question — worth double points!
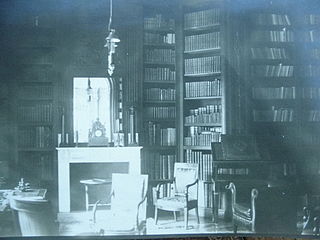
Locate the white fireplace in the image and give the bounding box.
[57,146,142,212]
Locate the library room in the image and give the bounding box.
[1,0,320,237]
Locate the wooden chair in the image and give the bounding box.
[9,196,58,236]
[92,173,148,235]
[226,182,258,233]
[153,163,199,229]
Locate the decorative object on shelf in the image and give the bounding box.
[87,78,93,102]
[88,119,109,147]
[14,178,31,192]
[128,106,138,145]
[104,0,120,77]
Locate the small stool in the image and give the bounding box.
[80,178,112,211]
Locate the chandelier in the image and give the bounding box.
[104,0,120,77]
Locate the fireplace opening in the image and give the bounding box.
[70,162,129,211]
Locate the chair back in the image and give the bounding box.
[110,173,148,224]
[174,163,198,198]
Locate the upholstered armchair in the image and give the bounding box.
[153,163,199,229]
[92,173,148,235]
[226,182,258,233]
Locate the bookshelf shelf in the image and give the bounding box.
[144,62,175,66]
[144,118,176,122]
[184,123,222,127]
[144,101,176,104]
[184,48,221,55]
[144,81,176,84]
[144,28,175,34]
[144,43,175,48]
[184,96,222,100]
[184,72,221,77]
[184,24,220,32]
[184,146,212,151]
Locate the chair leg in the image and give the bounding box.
[154,207,158,225]
[173,211,177,222]
[184,208,188,229]
[195,207,200,224]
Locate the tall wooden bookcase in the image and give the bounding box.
[180,0,228,216]
[12,25,57,188]
[244,0,320,186]
[141,1,178,207]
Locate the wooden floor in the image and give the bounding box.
[57,210,245,236]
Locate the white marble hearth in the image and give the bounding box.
[57,147,142,212]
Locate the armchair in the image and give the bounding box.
[226,182,258,233]
[153,163,199,229]
[92,173,148,235]
[226,182,298,234]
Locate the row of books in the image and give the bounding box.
[217,168,249,175]
[184,8,220,29]
[185,113,222,125]
[300,135,320,145]
[252,30,294,42]
[153,154,175,180]
[144,15,175,30]
[185,79,221,98]
[311,48,320,59]
[187,126,222,136]
[184,56,221,75]
[145,106,176,119]
[186,150,213,181]
[253,108,294,122]
[302,87,320,99]
[306,14,320,25]
[144,32,175,45]
[300,65,320,77]
[188,104,222,116]
[253,13,291,26]
[18,103,53,122]
[145,122,176,146]
[250,47,290,59]
[144,88,176,101]
[18,152,53,181]
[184,32,220,52]
[18,126,52,148]
[307,110,320,122]
[16,50,53,65]
[20,66,51,82]
[252,87,296,99]
[184,131,221,147]
[251,65,294,77]
[144,67,176,82]
[144,49,175,64]
[304,30,320,42]
[19,85,53,99]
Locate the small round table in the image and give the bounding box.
[80,179,112,211]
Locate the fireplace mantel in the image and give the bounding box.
[57,146,142,212]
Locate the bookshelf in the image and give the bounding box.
[295,4,320,193]
[141,3,178,204]
[181,1,227,215]
[244,0,310,187]
[13,25,57,188]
